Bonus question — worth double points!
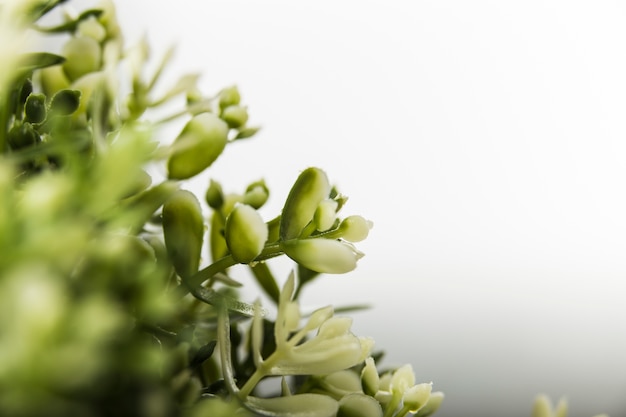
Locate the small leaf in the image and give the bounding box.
[49,89,81,116]
[234,126,261,140]
[18,53,65,71]
[33,9,104,33]
[189,341,217,368]
[24,93,47,123]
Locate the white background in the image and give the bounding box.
[82,1,626,416]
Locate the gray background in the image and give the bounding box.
[74,1,626,416]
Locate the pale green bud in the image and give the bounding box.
[77,16,107,42]
[284,301,301,332]
[167,113,229,180]
[532,396,568,417]
[62,36,102,81]
[415,392,444,417]
[280,167,330,240]
[321,370,363,397]
[314,199,338,232]
[390,364,416,395]
[221,105,248,128]
[337,215,373,242]
[205,179,224,209]
[162,190,204,278]
[219,85,241,110]
[337,393,383,417]
[281,238,363,274]
[224,203,268,263]
[243,180,269,209]
[302,305,334,332]
[39,64,71,97]
[361,357,380,396]
[402,383,432,413]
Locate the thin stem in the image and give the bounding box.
[217,306,239,395]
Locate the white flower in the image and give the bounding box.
[281,238,364,274]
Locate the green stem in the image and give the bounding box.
[217,306,239,395]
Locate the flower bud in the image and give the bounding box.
[224,204,268,264]
[205,179,224,209]
[162,190,204,278]
[415,391,444,417]
[402,383,432,413]
[167,113,229,180]
[390,364,416,396]
[281,238,363,274]
[39,65,71,97]
[218,85,241,110]
[221,105,248,128]
[338,393,383,417]
[77,16,107,42]
[280,167,330,240]
[243,180,269,209]
[314,199,338,232]
[337,215,373,242]
[361,357,380,397]
[62,36,102,81]
[24,93,46,123]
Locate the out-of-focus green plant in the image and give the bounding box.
[0,1,609,417]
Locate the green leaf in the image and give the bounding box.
[234,126,261,140]
[49,90,81,116]
[190,341,217,368]
[248,262,280,305]
[18,52,65,71]
[33,9,104,33]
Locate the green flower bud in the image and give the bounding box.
[361,357,380,397]
[321,370,363,398]
[162,190,204,278]
[314,199,338,232]
[205,179,224,209]
[390,364,415,396]
[62,36,102,81]
[77,16,107,42]
[24,93,46,123]
[337,393,383,417]
[415,392,444,417]
[281,238,363,274]
[39,64,71,97]
[167,113,229,180]
[243,180,269,209]
[49,89,81,116]
[337,215,373,242]
[402,383,432,413]
[218,85,241,110]
[224,203,268,264]
[221,105,248,128]
[280,167,331,240]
